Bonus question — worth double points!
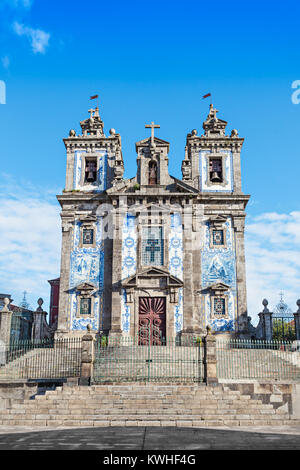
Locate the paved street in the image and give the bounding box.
[0,425,300,450]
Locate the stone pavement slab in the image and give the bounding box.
[0,426,300,450]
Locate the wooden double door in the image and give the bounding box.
[138,297,166,345]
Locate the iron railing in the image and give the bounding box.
[0,338,82,380]
[216,338,300,381]
[93,335,204,383]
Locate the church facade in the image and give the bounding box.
[55,103,250,341]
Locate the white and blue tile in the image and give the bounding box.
[169,213,184,332]
[121,213,137,332]
[201,217,237,331]
[69,217,104,331]
[73,150,107,192]
[199,150,234,193]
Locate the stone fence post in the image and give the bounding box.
[294,300,300,341]
[79,328,94,385]
[203,327,218,385]
[0,298,13,346]
[257,299,273,341]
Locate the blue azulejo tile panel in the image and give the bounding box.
[121,289,131,333]
[169,213,184,333]
[73,150,107,192]
[199,150,233,193]
[204,292,235,332]
[174,288,183,333]
[169,213,183,281]
[69,217,104,331]
[121,213,137,281]
[201,217,237,331]
[121,213,137,332]
[70,293,102,331]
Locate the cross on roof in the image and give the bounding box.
[145,121,160,145]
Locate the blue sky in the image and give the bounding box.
[0,0,299,320]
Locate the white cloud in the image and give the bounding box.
[245,211,300,325]
[0,175,61,311]
[12,21,50,54]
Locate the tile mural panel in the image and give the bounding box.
[121,213,137,332]
[69,218,104,331]
[169,213,184,333]
[201,217,237,331]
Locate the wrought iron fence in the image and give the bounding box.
[0,338,82,380]
[93,335,204,383]
[216,338,300,381]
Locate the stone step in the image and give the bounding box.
[0,411,288,421]
[0,417,292,428]
[0,383,293,428]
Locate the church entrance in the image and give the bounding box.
[138,297,166,345]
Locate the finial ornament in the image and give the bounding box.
[262,298,269,313]
[297,299,300,313]
[36,297,44,312]
[1,297,10,312]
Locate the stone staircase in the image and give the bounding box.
[0,384,298,428]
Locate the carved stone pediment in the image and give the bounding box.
[208,215,227,228]
[207,282,230,295]
[122,267,183,289]
[77,214,97,223]
[136,136,170,150]
[75,282,97,295]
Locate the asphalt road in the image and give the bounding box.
[0,426,300,450]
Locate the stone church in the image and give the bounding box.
[55,103,250,341]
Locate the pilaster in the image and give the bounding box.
[232,216,248,327]
[57,216,73,334]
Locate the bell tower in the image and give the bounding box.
[64,106,124,193]
[56,104,124,336]
[181,104,250,334]
[181,104,243,193]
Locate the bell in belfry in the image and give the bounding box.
[211,171,222,182]
[210,158,222,183]
[85,160,97,182]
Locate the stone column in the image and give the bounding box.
[203,327,218,385]
[192,203,205,334]
[293,300,300,341]
[233,216,248,331]
[109,203,123,340]
[0,298,12,345]
[181,203,194,340]
[56,217,73,336]
[79,330,94,385]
